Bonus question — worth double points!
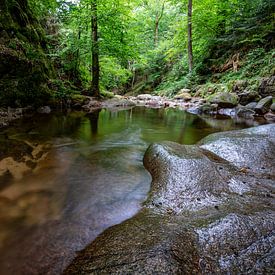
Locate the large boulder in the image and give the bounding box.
[210,92,239,108]
[238,90,260,105]
[259,76,275,97]
[236,106,255,118]
[200,124,275,175]
[64,124,275,274]
[174,91,192,101]
[255,96,273,115]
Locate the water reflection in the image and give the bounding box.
[0,107,268,274]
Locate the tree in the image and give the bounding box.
[91,0,100,97]
[154,1,165,47]
[187,0,193,73]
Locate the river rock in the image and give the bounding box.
[259,76,275,97]
[37,106,51,114]
[200,124,275,175]
[238,90,259,105]
[64,124,275,274]
[210,92,239,108]
[270,102,275,113]
[236,105,255,118]
[196,103,218,114]
[245,101,257,109]
[254,96,273,115]
[137,94,153,100]
[174,92,192,101]
[233,80,248,92]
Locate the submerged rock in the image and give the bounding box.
[64,124,275,274]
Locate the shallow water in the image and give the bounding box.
[0,107,267,274]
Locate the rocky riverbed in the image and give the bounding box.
[64,123,275,274]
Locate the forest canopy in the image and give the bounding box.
[1,0,274,103]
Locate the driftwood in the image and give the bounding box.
[219,53,240,73]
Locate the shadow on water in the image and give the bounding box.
[0,107,268,274]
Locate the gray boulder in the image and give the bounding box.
[271,102,275,113]
[64,124,275,274]
[245,101,257,109]
[236,105,255,118]
[210,92,239,108]
[238,90,259,105]
[259,76,275,97]
[255,96,273,115]
[37,106,51,114]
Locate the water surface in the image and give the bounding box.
[0,107,266,274]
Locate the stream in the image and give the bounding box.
[0,106,268,274]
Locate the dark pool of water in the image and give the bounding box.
[0,107,267,274]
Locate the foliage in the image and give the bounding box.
[1,0,274,106]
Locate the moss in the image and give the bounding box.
[0,0,55,107]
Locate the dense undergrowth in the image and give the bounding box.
[0,0,274,107]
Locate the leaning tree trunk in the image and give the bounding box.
[187,0,193,73]
[91,0,100,97]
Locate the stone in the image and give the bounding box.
[254,96,273,115]
[236,106,255,118]
[245,101,257,109]
[218,108,236,116]
[64,124,275,274]
[200,124,275,175]
[197,103,218,114]
[179,88,191,93]
[174,92,192,101]
[264,112,275,122]
[37,106,51,114]
[258,76,275,97]
[233,80,248,92]
[210,92,239,108]
[238,90,259,105]
[137,94,153,100]
[270,102,275,113]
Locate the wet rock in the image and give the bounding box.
[137,94,153,100]
[270,102,275,113]
[255,96,273,115]
[245,101,257,109]
[64,211,200,274]
[259,76,275,97]
[238,90,259,105]
[174,92,192,101]
[233,80,248,93]
[236,106,255,119]
[264,112,275,122]
[218,108,236,116]
[200,124,275,175]
[210,92,239,108]
[102,98,136,109]
[64,124,275,274]
[37,106,51,114]
[197,103,218,114]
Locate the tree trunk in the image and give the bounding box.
[187,0,193,73]
[154,2,165,47]
[91,0,100,97]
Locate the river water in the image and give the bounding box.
[0,107,266,274]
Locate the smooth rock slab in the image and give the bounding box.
[199,124,275,175]
[64,124,275,274]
